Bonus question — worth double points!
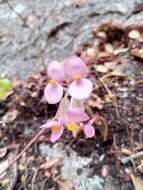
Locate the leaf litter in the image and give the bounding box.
[0,23,143,190]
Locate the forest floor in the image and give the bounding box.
[0,1,143,190]
[0,23,143,190]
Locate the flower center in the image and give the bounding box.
[67,122,79,132]
[73,75,81,81]
[52,125,61,133]
[49,79,56,86]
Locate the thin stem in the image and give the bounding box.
[0,128,45,176]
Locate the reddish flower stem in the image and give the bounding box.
[0,128,45,176]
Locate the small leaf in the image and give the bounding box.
[0,78,12,101]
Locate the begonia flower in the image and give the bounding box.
[64,56,87,79]
[67,108,89,122]
[40,120,64,143]
[83,123,95,138]
[64,56,93,99]
[66,107,89,137]
[44,61,64,104]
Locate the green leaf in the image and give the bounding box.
[0,78,12,101]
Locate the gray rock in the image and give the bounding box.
[39,143,120,190]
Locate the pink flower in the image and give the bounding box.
[64,56,87,79]
[83,119,95,138]
[64,56,93,99]
[67,108,89,122]
[68,78,92,99]
[66,108,95,138]
[48,61,65,83]
[66,108,89,137]
[40,120,64,143]
[44,61,65,104]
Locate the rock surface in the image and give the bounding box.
[0,0,143,79]
[39,143,121,190]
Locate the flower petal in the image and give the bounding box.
[64,56,87,79]
[44,83,63,104]
[50,124,64,143]
[83,124,95,138]
[67,108,89,122]
[39,121,58,129]
[48,61,65,82]
[68,78,92,99]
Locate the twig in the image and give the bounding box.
[139,129,143,144]
[5,0,34,34]
[98,76,120,119]
[40,178,48,190]
[120,151,143,164]
[94,114,108,141]
[5,0,47,70]
[130,158,137,173]
[31,168,39,190]
[7,150,18,190]
[0,128,45,176]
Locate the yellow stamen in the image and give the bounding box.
[67,122,79,132]
[52,125,61,133]
[73,75,81,81]
[49,79,56,86]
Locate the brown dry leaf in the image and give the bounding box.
[40,158,62,170]
[131,174,143,190]
[103,123,108,141]
[105,43,114,54]
[131,48,143,59]
[94,97,104,110]
[114,48,128,55]
[2,108,20,122]
[1,178,9,187]
[104,61,116,70]
[121,148,132,155]
[86,47,95,57]
[94,65,108,73]
[128,30,141,40]
[12,80,23,89]
[109,70,127,78]
[58,180,76,190]
[101,165,108,177]
[101,70,127,82]
[105,94,112,103]
[95,115,108,141]
[0,147,7,159]
[88,94,104,110]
